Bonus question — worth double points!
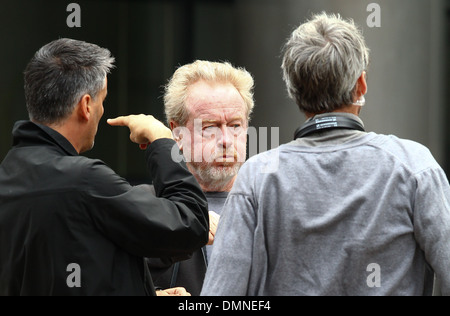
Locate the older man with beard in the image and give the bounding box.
[147,60,255,296]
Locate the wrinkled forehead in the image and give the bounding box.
[185,81,248,124]
[189,105,247,123]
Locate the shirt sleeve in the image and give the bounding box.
[200,165,257,296]
[413,167,450,295]
[81,138,209,259]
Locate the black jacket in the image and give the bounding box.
[147,242,208,296]
[0,121,209,296]
[148,192,228,296]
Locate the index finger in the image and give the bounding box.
[107,116,129,127]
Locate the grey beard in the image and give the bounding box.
[187,162,242,192]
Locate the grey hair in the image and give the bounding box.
[24,38,115,124]
[281,12,370,113]
[164,60,255,126]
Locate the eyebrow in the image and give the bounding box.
[201,117,244,124]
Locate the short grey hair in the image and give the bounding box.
[24,38,115,124]
[281,12,370,113]
[164,60,255,126]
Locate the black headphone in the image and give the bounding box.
[294,115,365,139]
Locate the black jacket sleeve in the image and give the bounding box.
[82,138,209,259]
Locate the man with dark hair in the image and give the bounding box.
[0,38,209,296]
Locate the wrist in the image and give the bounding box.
[151,132,174,142]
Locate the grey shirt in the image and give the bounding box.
[205,191,229,263]
[201,114,450,296]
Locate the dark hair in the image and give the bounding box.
[24,38,115,124]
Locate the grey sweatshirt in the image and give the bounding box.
[201,115,450,296]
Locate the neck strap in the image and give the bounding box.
[294,115,365,139]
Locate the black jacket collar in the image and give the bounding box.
[12,120,79,156]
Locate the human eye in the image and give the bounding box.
[228,122,244,135]
[202,125,218,137]
[202,125,216,132]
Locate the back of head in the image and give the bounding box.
[164,60,255,126]
[281,12,370,114]
[24,38,115,125]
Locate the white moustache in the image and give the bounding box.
[211,151,241,163]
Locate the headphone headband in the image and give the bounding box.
[294,115,365,139]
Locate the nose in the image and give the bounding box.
[217,125,234,149]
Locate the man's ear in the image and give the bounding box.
[169,121,183,151]
[170,121,181,139]
[355,71,368,99]
[77,94,92,122]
